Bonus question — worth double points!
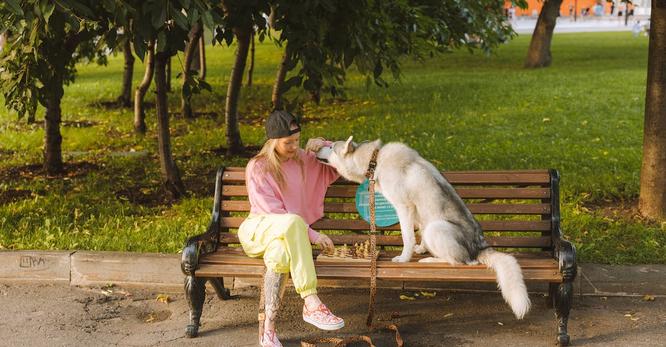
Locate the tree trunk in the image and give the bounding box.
[310,88,321,104]
[118,38,135,107]
[181,22,203,119]
[524,0,563,68]
[247,30,255,88]
[639,1,666,221]
[272,50,290,110]
[199,31,206,80]
[27,110,36,123]
[166,56,172,92]
[225,26,251,155]
[44,77,64,175]
[134,40,155,134]
[154,51,186,199]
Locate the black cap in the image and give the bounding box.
[265,110,301,139]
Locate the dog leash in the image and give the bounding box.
[365,151,403,346]
[366,148,379,328]
[301,148,403,347]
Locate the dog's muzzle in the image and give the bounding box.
[316,146,333,164]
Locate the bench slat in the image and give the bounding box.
[222,185,551,199]
[218,232,551,248]
[195,263,561,282]
[221,200,551,215]
[221,169,551,185]
[201,247,558,269]
[219,217,551,232]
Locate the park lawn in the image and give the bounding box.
[1,31,664,263]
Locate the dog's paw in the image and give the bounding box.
[414,244,427,254]
[392,255,410,263]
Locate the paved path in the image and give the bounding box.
[1,282,665,347]
[511,16,649,34]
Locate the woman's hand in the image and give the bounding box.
[315,233,334,251]
[305,137,327,153]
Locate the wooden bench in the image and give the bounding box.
[181,167,577,346]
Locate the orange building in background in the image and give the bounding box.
[505,0,643,18]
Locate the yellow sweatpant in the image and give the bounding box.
[238,213,318,298]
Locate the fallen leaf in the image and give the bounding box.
[444,313,454,318]
[642,295,655,302]
[399,294,415,301]
[420,291,436,298]
[145,313,156,323]
[156,294,171,303]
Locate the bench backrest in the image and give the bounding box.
[215,167,560,252]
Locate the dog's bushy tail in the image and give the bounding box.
[477,248,531,319]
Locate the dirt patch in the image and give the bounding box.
[91,100,154,110]
[584,198,659,226]
[208,145,262,159]
[170,111,220,120]
[115,185,175,207]
[0,148,16,157]
[0,188,33,204]
[62,120,98,128]
[0,161,100,181]
[182,167,218,198]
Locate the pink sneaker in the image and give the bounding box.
[260,329,283,347]
[302,304,345,330]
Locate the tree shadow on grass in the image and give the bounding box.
[0,161,100,181]
[89,99,155,110]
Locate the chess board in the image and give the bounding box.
[316,240,380,263]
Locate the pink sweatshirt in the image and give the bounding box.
[245,148,340,243]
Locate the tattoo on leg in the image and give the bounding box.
[264,270,286,323]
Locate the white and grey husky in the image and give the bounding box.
[321,136,531,319]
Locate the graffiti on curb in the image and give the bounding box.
[19,256,46,268]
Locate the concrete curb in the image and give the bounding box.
[1,250,665,296]
[0,251,73,283]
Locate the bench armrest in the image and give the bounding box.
[555,236,577,282]
[181,167,225,276]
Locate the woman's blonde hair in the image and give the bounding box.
[251,138,304,189]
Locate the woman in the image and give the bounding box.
[238,110,344,347]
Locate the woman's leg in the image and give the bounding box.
[263,269,287,333]
[248,214,318,297]
[240,214,343,333]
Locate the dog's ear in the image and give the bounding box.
[342,136,354,155]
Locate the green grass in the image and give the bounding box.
[1,32,664,264]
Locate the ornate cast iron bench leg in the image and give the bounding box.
[185,275,207,338]
[553,281,573,346]
[554,240,577,346]
[210,277,235,300]
[546,283,556,309]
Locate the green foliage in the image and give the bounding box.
[271,0,516,99]
[0,1,108,118]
